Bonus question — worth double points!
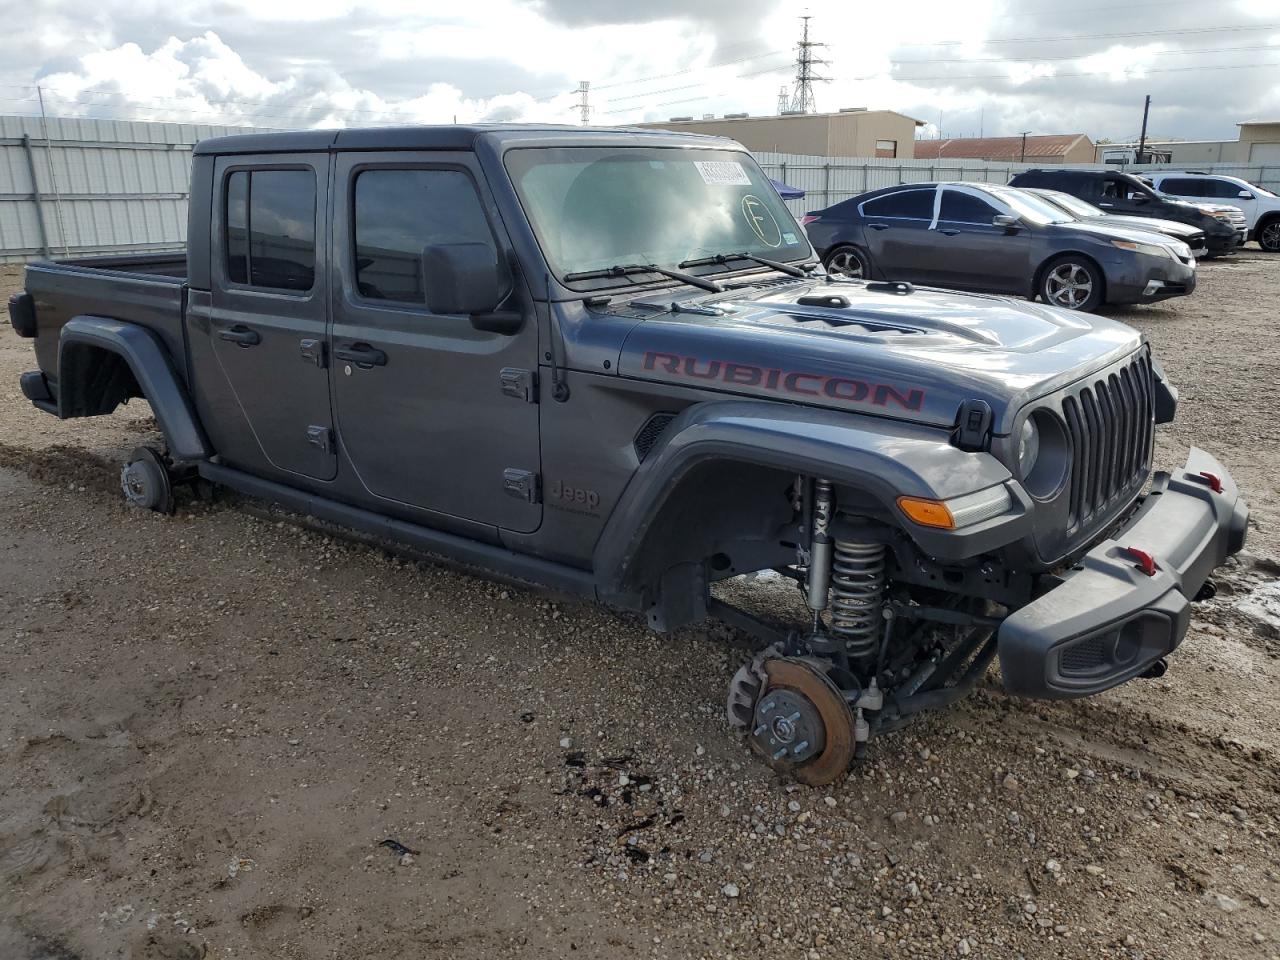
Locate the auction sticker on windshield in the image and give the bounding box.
[694,160,752,186]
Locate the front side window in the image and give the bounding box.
[224,169,316,291]
[1207,178,1248,199]
[939,190,999,224]
[861,189,935,220]
[353,168,497,304]
[504,146,809,288]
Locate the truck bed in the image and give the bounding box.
[23,252,189,394]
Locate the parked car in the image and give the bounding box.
[803,181,1196,311]
[1145,171,1280,252]
[9,126,1248,785]
[1008,169,1247,256]
[1022,187,1208,259]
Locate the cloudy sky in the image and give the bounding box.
[0,0,1277,143]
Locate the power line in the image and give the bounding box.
[897,22,1280,46]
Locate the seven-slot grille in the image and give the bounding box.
[1059,352,1155,529]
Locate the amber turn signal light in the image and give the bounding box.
[896,496,955,529]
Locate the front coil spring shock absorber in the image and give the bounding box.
[829,539,887,661]
[806,479,835,631]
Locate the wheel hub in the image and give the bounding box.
[744,658,855,786]
[120,447,174,513]
[751,688,825,764]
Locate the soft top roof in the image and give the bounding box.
[193,124,736,156]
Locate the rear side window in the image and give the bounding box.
[1159,178,1203,196]
[353,169,496,304]
[224,169,316,291]
[861,189,935,220]
[939,191,999,223]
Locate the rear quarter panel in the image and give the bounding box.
[25,262,187,389]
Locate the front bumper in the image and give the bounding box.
[999,448,1248,699]
[1108,256,1197,305]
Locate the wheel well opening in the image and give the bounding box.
[58,343,144,417]
[1034,252,1106,301]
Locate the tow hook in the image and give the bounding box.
[1194,579,1218,602]
[1139,658,1168,680]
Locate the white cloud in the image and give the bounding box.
[3,0,1277,141]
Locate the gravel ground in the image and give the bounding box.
[0,257,1278,960]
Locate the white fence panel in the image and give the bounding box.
[2,120,1278,263]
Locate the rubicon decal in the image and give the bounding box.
[642,352,926,412]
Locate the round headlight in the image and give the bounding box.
[1017,417,1041,477]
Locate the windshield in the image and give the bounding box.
[985,187,1072,225]
[1042,191,1104,219]
[504,146,811,288]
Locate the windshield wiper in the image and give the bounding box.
[564,263,724,293]
[679,252,813,278]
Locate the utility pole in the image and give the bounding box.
[1019,131,1031,163]
[1136,94,1151,164]
[788,16,829,114]
[577,81,591,125]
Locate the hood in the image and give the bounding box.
[1092,214,1200,238]
[1056,219,1185,247]
[617,278,1144,436]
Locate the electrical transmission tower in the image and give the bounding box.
[577,81,591,125]
[787,16,829,114]
[777,85,791,114]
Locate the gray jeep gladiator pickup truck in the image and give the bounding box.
[10,125,1249,785]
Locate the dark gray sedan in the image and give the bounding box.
[803,181,1197,311]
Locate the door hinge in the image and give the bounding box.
[503,468,541,503]
[306,425,334,454]
[300,338,327,368]
[500,367,538,403]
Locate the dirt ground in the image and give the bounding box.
[0,255,1278,960]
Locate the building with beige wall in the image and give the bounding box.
[1237,121,1280,164]
[634,109,925,159]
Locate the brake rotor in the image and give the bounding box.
[747,658,854,787]
[120,446,174,514]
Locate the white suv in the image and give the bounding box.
[1149,172,1280,252]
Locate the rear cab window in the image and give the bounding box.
[225,169,316,292]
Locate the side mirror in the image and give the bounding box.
[422,242,521,334]
[1132,195,1150,204]
[992,214,1020,231]
[1238,189,1254,199]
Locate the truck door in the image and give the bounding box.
[328,153,541,533]
[207,154,336,480]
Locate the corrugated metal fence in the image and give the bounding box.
[755,150,1280,215]
[0,115,262,263]
[3,115,1279,262]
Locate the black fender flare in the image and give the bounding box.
[58,315,211,462]
[593,399,1028,601]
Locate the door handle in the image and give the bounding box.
[868,223,889,231]
[219,325,260,347]
[939,228,961,236]
[1098,202,1115,208]
[334,341,387,367]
